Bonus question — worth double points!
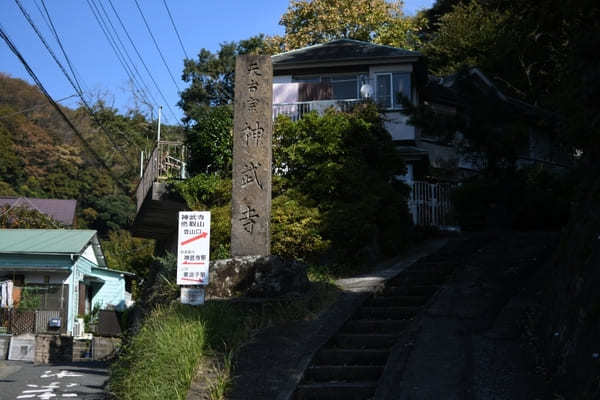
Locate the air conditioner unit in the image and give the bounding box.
[73,318,85,337]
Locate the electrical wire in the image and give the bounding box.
[15,0,141,165]
[94,0,160,115]
[86,0,158,118]
[133,0,181,92]
[0,24,130,195]
[162,0,189,60]
[107,0,179,124]
[0,94,77,120]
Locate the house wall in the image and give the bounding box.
[369,63,416,141]
[90,268,126,311]
[81,244,98,265]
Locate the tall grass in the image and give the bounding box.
[109,282,339,400]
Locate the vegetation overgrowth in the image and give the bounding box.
[109,282,339,400]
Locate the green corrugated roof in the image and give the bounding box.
[0,229,97,254]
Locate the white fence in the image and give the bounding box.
[409,181,455,227]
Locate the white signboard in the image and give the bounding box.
[181,287,205,305]
[177,211,211,285]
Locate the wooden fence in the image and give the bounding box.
[0,309,65,335]
[409,181,456,227]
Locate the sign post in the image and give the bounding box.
[177,211,210,305]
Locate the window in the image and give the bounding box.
[328,75,359,100]
[292,75,365,101]
[375,72,411,109]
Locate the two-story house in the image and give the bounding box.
[272,39,427,184]
[271,40,568,226]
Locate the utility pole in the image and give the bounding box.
[157,105,162,178]
[157,105,162,143]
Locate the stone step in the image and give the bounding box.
[293,381,378,400]
[330,333,399,349]
[341,319,409,334]
[314,349,389,366]
[398,270,450,285]
[382,284,439,297]
[303,365,384,383]
[365,295,428,307]
[356,306,418,320]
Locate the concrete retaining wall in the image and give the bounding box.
[34,335,121,364]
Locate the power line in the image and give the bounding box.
[133,0,181,93]
[107,0,179,123]
[14,0,139,168]
[0,94,77,120]
[162,0,189,60]
[40,0,85,95]
[86,0,158,117]
[0,23,130,195]
[94,0,160,115]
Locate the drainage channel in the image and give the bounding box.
[291,237,488,400]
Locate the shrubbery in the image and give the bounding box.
[175,104,414,273]
[451,165,573,231]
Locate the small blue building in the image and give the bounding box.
[0,229,133,336]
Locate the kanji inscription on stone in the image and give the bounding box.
[231,55,272,256]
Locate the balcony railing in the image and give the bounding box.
[273,99,364,121]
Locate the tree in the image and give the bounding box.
[0,205,63,229]
[185,106,233,175]
[179,35,272,114]
[277,0,406,50]
[422,1,510,76]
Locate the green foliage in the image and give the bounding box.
[0,205,63,229]
[17,287,41,310]
[176,105,412,268]
[274,104,412,263]
[276,0,421,50]
[179,35,271,113]
[451,166,574,231]
[184,106,234,175]
[271,190,330,261]
[109,284,339,400]
[0,124,24,185]
[423,1,510,76]
[86,194,136,232]
[101,230,155,299]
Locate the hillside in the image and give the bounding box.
[0,73,180,234]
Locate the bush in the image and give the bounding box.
[271,190,330,261]
[451,166,573,231]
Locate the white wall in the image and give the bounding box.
[81,244,97,265]
[369,64,416,140]
[384,112,415,141]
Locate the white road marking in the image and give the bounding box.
[38,393,57,399]
[16,395,36,399]
[65,384,78,388]
[40,371,83,379]
[62,395,78,398]
[26,384,38,388]
[22,389,53,393]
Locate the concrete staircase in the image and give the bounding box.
[292,260,458,400]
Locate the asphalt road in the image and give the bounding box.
[0,360,108,399]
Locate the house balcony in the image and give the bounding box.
[272,99,364,121]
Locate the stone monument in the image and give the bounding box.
[231,55,273,256]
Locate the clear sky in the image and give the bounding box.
[0,0,434,125]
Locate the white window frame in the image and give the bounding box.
[375,72,411,110]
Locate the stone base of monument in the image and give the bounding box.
[206,255,309,298]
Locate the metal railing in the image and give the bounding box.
[135,141,187,212]
[273,99,364,121]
